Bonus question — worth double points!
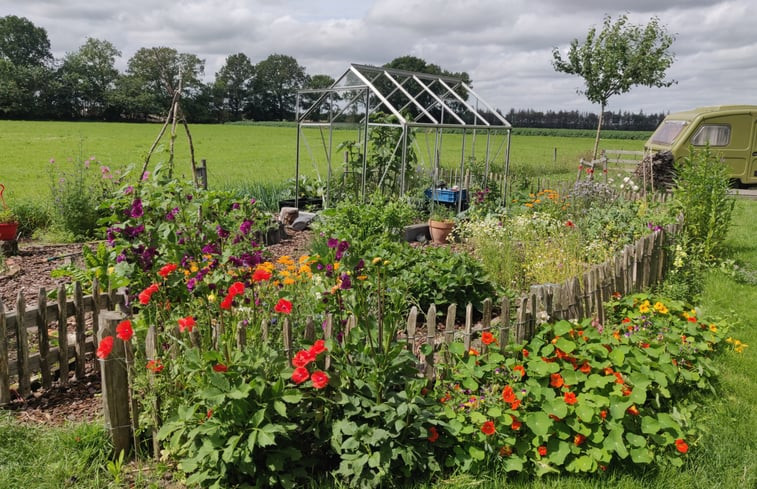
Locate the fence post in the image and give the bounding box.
[16,291,30,398]
[144,325,161,459]
[498,297,510,352]
[424,304,436,380]
[0,300,9,406]
[98,310,132,457]
[37,287,51,389]
[74,282,86,380]
[57,284,69,387]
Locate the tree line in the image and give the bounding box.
[1,14,668,131]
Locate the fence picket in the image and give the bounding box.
[37,287,51,389]
[57,284,69,387]
[16,291,30,398]
[74,282,86,380]
[0,300,8,405]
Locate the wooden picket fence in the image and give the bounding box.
[0,279,125,406]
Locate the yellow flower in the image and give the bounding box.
[283,277,295,286]
[207,293,216,303]
[734,343,749,353]
[383,260,390,266]
[357,275,368,281]
[190,262,199,273]
[298,255,310,264]
[639,300,651,314]
[277,255,294,266]
[333,262,340,271]
[726,337,734,344]
[372,257,382,265]
[653,302,668,314]
[709,324,718,333]
[107,266,115,276]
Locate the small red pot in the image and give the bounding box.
[0,222,18,240]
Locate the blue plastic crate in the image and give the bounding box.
[424,188,468,204]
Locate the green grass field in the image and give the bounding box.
[0,120,644,201]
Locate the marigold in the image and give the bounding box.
[291,366,309,384]
[481,421,496,436]
[310,370,329,389]
[116,320,133,341]
[96,335,114,360]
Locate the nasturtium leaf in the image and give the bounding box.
[462,377,479,391]
[469,446,485,461]
[553,321,573,337]
[641,415,660,434]
[609,396,632,419]
[609,347,625,366]
[567,455,596,472]
[488,352,505,363]
[625,432,646,447]
[585,374,613,389]
[448,342,466,356]
[525,411,553,437]
[548,440,571,465]
[604,426,628,458]
[534,460,560,477]
[469,411,487,425]
[540,344,555,357]
[546,398,568,419]
[575,403,594,422]
[561,369,579,386]
[555,337,576,353]
[630,447,654,463]
[487,406,502,418]
[504,456,524,472]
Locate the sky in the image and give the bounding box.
[1,0,755,116]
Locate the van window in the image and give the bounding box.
[650,120,687,144]
[691,124,730,146]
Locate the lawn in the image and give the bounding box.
[0,120,643,200]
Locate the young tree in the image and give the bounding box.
[552,14,676,158]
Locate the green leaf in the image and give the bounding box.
[553,321,574,337]
[567,455,596,472]
[555,337,576,353]
[641,416,660,434]
[604,426,628,459]
[630,447,654,463]
[548,441,571,465]
[625,432,646,447]
[609,347,625,366]
[273,400,287,418]
[504,456,524,472]
[575,403,595,422]
[525,411,553,437]
[462,377,479,391]
[545,398,568,419]
[585,374,613,389]
[448,342,465,356]
[469,446,485,461]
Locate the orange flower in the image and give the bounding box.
[600,410,607,419]
[537,445,547,456]
[675,438,688,454]
[499,446,512,457]
[469,348,480,356]
[579,361,591,374]
[146,359,164,373]
[512,365,525,377]
[521,348,530,358]
[614,372,624,384]
[427,426,439,443]
[511,419,522,430]
[502,385,517,403]
[481,421,496,436]
[627,405,640,416]
[96,336,114,360]
[158,263,177,278]
[574,434,586,446]
[550,373,564,388]
[481,331,496,345]
[622,388,632,396]
[564,391,578,405]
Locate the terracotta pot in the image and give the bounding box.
[0,221,18,241]
[428,219,454,244]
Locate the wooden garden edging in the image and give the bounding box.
[0,278,125,406]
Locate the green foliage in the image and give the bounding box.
[6,198,51,238]
[673,145,736,261]
[430,292,730,477]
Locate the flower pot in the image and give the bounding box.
[428,219,454,244]
[0,221,18,241]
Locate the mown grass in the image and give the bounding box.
[0,120,643,201]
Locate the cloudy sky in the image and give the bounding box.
[2,0,755,115]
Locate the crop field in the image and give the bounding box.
[0,120,645,200]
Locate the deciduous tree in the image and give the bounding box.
[250,54,308,121]
[552,14,676,158]
[214,53,255,121]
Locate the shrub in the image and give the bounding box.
[10,199,52,238]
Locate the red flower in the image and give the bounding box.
[627,405,640,416]
[579,361,592,374]
[146,359,164,373]
[511,420,522,430]
[522,348,530,358]
[622,388,632,396]
[292,349,316,368]
[116,320,133,341]
[291,366,309,384]
[537,445,547,456]
[481,421,496,436]
[550,373,564,388]
[512,365,525,377]
[687,316,697,322]
[502,385,517,403]
[252,268,272,282]
[158,263,177,278]
[274,298,293,314]
[213,363,228,373]
[612,292,622,299]
[228,281,245,296]
[574,433,586,446]
[138,283,159,305]
[564,391,578,405]
[481,331,496,345]
[206,409,213,419]
[565,220,574,228]
[469,347,480,357]
[427,426,439,443]
[310,370,329,389]
[96,336,114,360]
[614,372,625,384]
[675,438,689,454]
[178,316,196,333]
[308,339,326,356]
[600,410,607,419]
[622,317,631,324]
[220,294,234,310]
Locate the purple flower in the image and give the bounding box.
[186,194,193,201]
[129,199,143,219]
[231,202,240,210]
[165,207,179,221]
[340,273,352,290]
[250,198,256,205]
[201,243,219,254]
[141,171,150,181]
[187,278,196,290]
[124,224,145,238]
[327,237,339,249]
[124,185,134,195]
[354,259,365,271]
[116,252,127,263]
[216,225,230,239]
[239,220,253,235]
[338,240,350,253]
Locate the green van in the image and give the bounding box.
[644,105,757,185]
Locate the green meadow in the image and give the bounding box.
[0,120,645,200]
